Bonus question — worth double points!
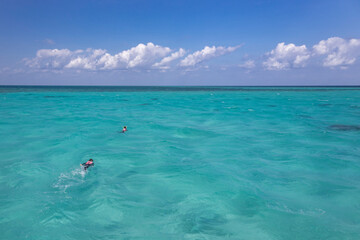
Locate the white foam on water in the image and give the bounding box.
[266,202,326,217]
[53,167,86,193]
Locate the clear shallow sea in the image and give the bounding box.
[0,86,360,240]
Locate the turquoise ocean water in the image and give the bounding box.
[1,86,360,239]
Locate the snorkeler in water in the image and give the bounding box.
[80,159,94,170]
[122,126,127,133]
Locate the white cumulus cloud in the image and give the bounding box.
[153,48,186,69]
[25,43,241,71]
[179,45,240,67]
[65,49,107,70]
[25,49,74,69]
[94,42,171,70]
[23,37,360,73]
[263,42,310,70]
[313,37,360,67]
[263,37,360,70]
[25,43,171,71]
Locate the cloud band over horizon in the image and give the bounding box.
[20,37,360,74]
[24,43,240,72]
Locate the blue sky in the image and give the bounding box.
[1,0,360,85]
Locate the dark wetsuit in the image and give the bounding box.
[82,162,94,170]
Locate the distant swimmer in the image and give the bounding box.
[122,126,127,133]
[80,159,94,170]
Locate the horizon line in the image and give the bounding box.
[1,85,360,88]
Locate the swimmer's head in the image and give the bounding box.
[124,126,127,128]
[89,159,93,162]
